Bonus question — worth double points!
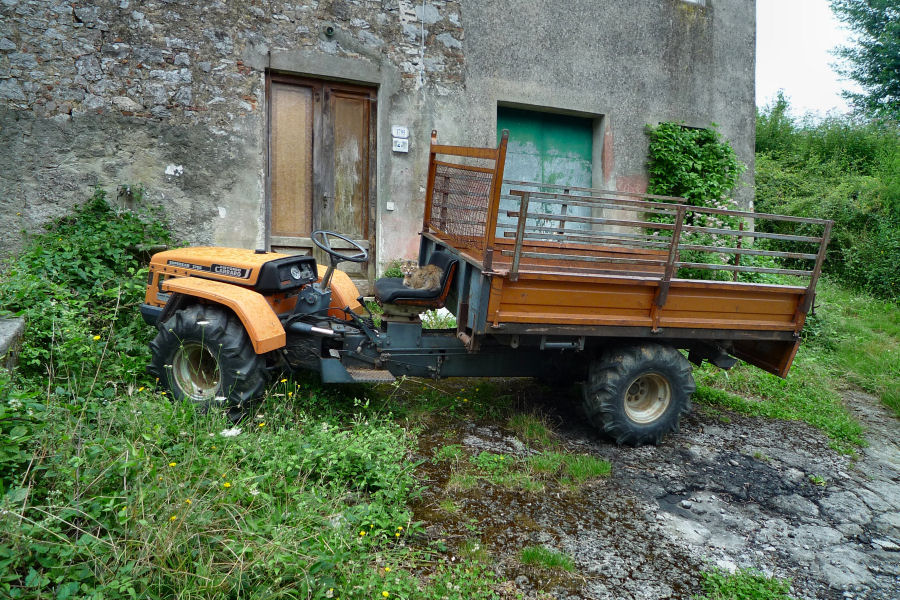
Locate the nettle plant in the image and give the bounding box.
[646,122,749,280]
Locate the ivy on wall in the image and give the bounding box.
[646,122,745,212]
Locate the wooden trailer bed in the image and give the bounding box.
[419,131,832,378]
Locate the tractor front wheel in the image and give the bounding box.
[148,304,266,420]
[582,344,695,446]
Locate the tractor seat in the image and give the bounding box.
[374,251,458,309]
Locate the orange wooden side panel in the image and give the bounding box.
[162,277,286,354]
[488,273,805,332]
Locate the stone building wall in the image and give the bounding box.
[0,0,755,273]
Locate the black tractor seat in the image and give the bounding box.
[374,250,458,309]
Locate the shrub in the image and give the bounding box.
[754,98,900,300]
[646,122,747,280]
[0,187,172,391]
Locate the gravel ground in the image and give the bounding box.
[410,383,900,599]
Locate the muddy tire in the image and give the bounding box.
[582,344,694,446]
[148,304,266,420]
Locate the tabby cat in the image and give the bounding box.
[400,260,443,291]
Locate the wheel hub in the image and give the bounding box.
[624,372,671,424]
[172,342,221,401]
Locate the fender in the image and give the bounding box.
[317,265,363,318]
[161,277,285,354]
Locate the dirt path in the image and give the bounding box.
[411,383,900,599]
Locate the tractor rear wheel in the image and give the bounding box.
[582,344,694,446]
[148,304,266,420]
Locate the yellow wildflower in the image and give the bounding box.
[223,481,231,488]
[169,515,177,521]
[258,422,265,428]
[138,387,145,392]
[382,592,389,598]
[359,530,366,536]
[169,462,176,467]
[185,499,192,504]
[384,567,391,573]
[280,378,287,383]
[92,335,101,341]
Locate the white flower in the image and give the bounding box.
[220,427,243,437]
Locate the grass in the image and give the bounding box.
[507,413,554,448]
[0,383,424,598]
[807,280,900,415]
[3,190,893,598]
[518,546,575,572]
[526,451,611,485]
[694,277,900,454]
[693,568,795,600]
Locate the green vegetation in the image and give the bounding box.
[507,413,554,448]
[646,122,764,281]
[694,98,900,430]
[0,191,504,599]
[693,568,795,600]
[805,280,900,414]
[647,122,745,212]
[756,94,899,300]
[829,0,900,120]
[518,546,575,572]
[526,451,611,485]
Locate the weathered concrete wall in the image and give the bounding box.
[455,0,756,203]
[1,0,755,272]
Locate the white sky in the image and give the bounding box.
[756,0,861,116]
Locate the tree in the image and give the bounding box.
[830,0,900,120]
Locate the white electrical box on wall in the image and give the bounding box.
[391,126,409,139]
[392,138,409,153]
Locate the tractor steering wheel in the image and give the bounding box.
[311,230,368,265]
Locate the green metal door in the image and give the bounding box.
[497,107,592,188]
[497,107,593,231]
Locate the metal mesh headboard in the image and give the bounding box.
[423,130,509,264]
[428,164,494,250]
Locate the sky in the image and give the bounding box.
[756,0,861,116]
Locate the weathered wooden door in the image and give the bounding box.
[267,74,376,289]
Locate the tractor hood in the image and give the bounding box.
[148,247,318,292]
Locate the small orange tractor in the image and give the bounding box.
[141,131,831,445]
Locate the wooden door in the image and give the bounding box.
[267,74,376,289]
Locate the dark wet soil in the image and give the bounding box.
[405,380,900,599]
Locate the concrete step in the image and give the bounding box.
[0,316,25,372]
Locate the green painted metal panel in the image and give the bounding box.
[497,107,592,188]
[497,107,594,232]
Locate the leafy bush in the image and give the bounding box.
[0,187,172,391]
[0,373,44,495]
[755,96,900,300]
[647,122,746,212]
[646,122,747,280]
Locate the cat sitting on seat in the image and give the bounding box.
[400,260,443,292]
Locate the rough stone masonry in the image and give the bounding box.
[0,0,467,261]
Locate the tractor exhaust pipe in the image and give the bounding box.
[288,322,337,337]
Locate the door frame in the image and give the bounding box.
[264,71,378,286]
